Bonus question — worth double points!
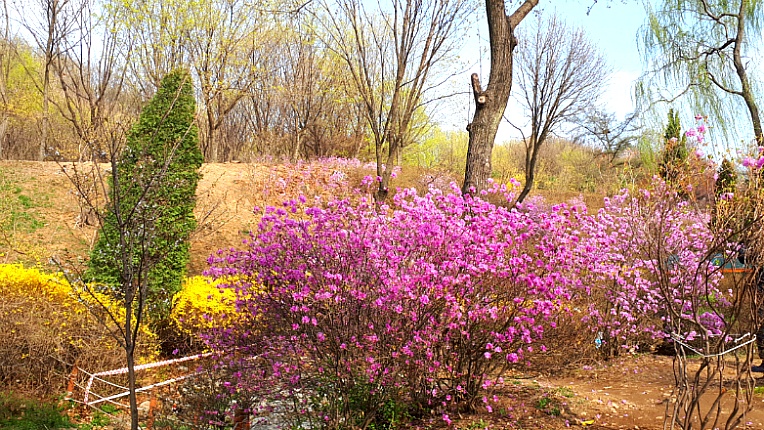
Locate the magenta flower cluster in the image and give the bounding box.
[204,178,728,427]
[570,181,727,348]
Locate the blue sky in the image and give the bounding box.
[545,0,647,117]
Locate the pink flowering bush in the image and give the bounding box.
[572,180,729,355]
[202,174,738,427]
[204,182,580,427]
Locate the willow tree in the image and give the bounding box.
[639,0,763,144]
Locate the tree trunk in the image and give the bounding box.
[517,136,538,203]
[40,0,58,162]
[293,126,301,162]
[126,345,139,430]
[41,63,50,161]
[462,0,538,195]
[207,108,219,162]
[125,301,140,430]
[0,116,7,160]
[733,0,763,144]
[374,140,399,202]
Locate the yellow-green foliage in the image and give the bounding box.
[402,126,468,173]
[170,276,238,338]
[0,264,155,392]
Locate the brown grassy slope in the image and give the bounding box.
[0,161,607,274]
[0,161,263,274]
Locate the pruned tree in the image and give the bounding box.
[461,0,538,195]
[88,69,202,320]
[318,0,468,201]
[639,0,763,144]
[511,14,609,203]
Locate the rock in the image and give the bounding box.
[137,400,151,418]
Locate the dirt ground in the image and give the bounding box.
[5,161,764,430]
[436,354,764,430]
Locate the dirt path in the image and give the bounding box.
[523,355,764,430]
[431,354,764,429]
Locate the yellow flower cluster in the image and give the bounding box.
[0,264,96,341]
[169,276,239,337]
[0,264,157,362]
[0,264,151,390]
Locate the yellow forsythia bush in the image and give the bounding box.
[0,264,156,393]
[169,276,239,338]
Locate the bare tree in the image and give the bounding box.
[576,108,641,165]
[253,18,370,159]
[119,0,190,96]
[318,0,468,201]
[461,0,537,195]
[185,0,264,162]
[280,23,327,161]
[50,0,132,165]
[511,14,609,203]
[0,0,10,159]
[16,0,84,160]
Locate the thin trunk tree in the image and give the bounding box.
[512,15,608,203]
[0,0,10,159]
[51,0,132,165]
[185,0,263,161]
[319,0,468,200]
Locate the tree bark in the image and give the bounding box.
[517,135,538,203]
[125,291,139,430]
[462,0,538,195]
[39,0,61,161]
[0,117,7,159]
[733,0,763,144]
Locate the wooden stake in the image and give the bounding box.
[146,394,157,430]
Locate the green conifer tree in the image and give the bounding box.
[716,158,737,196]
[88,69,202,318]
[659,108,689,184]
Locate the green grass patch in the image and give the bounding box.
[0,169,46,233]
[0,393,76,429]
